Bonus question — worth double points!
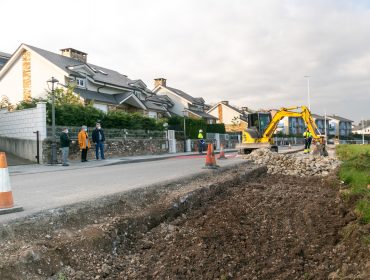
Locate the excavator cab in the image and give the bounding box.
[247,112,272,136]
[240,112,278,154]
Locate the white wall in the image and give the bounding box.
[208,104,243,124]
[93,103,108,113]
[156,88,188,116]
[0,55,23,104]
[31,52,66,99]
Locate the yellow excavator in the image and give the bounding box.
[236,106,328,156]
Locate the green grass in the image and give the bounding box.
[336,145,370,224]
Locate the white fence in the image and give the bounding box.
[0,103,47,140]
[0,102,47,162]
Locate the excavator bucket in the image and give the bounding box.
[312,143,328,156]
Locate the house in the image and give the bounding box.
[0,44,171,119]
[152,78,217,124]
[352,125,370,135]
[327,115,353,137]
[311,114,330,135]
[279,116,305,135]
[207,101,251,132]
[0,51,11,71]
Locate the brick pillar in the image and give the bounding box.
[218,104,223,123]
[22,51,31,101]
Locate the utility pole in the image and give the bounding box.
[324,110,328,145]
[47,77,59,165]
[183,110,187,152]
[304,76,311,111]
[362,117,365,145]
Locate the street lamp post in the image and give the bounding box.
[304,75,311,110]
[362,118,365,145]
[183,110,187,152]
[47,77,59,165]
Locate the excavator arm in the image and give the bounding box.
[262,106,323,141]
[238,105,327,155]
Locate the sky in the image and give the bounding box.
[2,0,370,123]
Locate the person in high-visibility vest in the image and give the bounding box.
[198,129,205,154]
[303,128,312,154]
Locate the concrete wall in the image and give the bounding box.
[0,103,47,162]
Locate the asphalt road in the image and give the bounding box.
[1,153,244,223]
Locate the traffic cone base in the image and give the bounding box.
[203,144,219,169]
[0,191,14,208]
[218,144,227,160]
[0,152,23,215]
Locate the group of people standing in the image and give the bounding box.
[59,122,106,166]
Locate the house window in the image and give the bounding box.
[148,111,157,119]
[93,103,108,113]
[76,78,86,88]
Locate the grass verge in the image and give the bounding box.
[336,144,370,223]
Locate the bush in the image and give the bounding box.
[207,123,226,134]
[167,116,225,138]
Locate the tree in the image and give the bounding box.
[0,95,13,110]
[46,84,82,106]
[15,84,81,110]
[16,97,46,110]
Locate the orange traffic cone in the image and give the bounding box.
[203,144,219,169]
[0,152,23,215]
[218,144,227,160]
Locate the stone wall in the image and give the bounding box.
[22,50,31,101]
[42,138,168,163]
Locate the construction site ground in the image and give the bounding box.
[0,152,369,279]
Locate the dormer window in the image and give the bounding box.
[76,78,86,88]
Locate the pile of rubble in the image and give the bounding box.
[244,148,340,177]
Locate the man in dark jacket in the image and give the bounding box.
[92,122,105,160]
[60,127,71,166]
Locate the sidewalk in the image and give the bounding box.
[9,148,238,175]
[8,145,305,176]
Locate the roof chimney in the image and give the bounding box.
[61,48,87,63]
[154,78,166,88]
[221,101,229,105]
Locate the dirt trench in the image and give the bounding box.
[0,163,369,280]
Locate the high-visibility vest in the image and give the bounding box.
[198,132,203,139]
[303,131,312,138]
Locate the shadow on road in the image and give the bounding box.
[1,151,33,166]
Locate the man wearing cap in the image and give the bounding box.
[92,122,106,160]
[60,127,71,166]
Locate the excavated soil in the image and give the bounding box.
[1,164,369,280]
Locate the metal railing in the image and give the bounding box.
[339,140,369,144]
[273,137,306,146]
